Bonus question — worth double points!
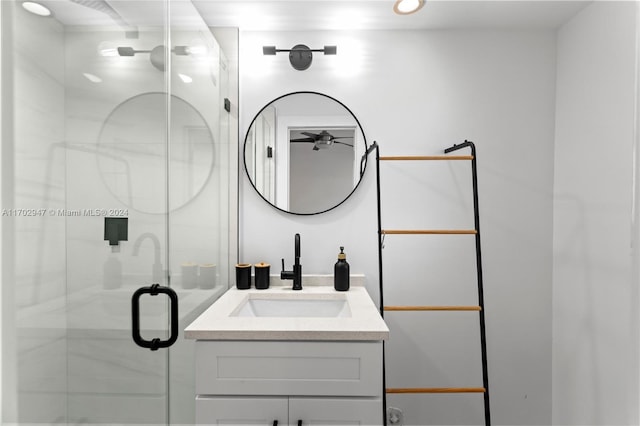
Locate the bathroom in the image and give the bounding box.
[0,0,638,425]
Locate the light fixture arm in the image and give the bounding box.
[263,44,337,70]
[116,45,192,72]
[117,45,190,57]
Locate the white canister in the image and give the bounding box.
[198,263,217,289]
[181,262,198,289]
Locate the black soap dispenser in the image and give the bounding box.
[334,246,350,291]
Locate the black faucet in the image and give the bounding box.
[281,233,302,290]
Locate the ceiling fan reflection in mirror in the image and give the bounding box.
[290,129,354,151]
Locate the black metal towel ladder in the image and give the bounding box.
[369,139,491,426]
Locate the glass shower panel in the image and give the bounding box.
[64,2,171,423]
[166,2,232,423]
[3,0,171,424]
[2,1,236,423]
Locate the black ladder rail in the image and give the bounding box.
[364,141,387,426]
[444,139,491,426]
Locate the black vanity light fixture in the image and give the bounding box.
[393,0,425,15]
[116,45,191,71]
[262,44,337,71]
[117,45,190,57]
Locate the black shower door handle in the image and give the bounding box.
[132,284,179,350]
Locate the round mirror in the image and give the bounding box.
[244,92,368,215]
[97,93,214,214]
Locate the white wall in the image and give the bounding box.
[553,2,638,425]
[240,29,557,425]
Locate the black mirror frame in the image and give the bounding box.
[243,91,368,216]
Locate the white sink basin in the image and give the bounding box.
[232,296,351,318]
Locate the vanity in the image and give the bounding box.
[185,91,388,424]
[184,276,389,425]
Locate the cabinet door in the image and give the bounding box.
[196,396,287,425]
[289,397,383,426]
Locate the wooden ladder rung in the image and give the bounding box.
[382,229,477,235]
[385,306,481,312]
[379,155,474,161]
[387,387,486,394]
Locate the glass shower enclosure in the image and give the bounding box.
[0,0,237,424]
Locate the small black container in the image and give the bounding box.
[334,246,350,291]
[254,262,270,290]
[235,263,252,289]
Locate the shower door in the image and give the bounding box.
[1,0,235,424]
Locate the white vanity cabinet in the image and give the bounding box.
[196,397,287,424]
[289,397,383,425]
[185,283,390,425]
[194,340,384,425]
[196,396,382,425]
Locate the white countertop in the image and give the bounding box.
[184,277,389,341]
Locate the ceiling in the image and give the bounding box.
[35,0,591,31]
[192,0,592,31]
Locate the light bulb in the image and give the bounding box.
[98,41,118,57]
[22,1,52,16]
[178,73,193,84]
[83,73,102,83]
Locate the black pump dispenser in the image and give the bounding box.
[334,246,350,291]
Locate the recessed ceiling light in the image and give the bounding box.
[22,1,52,17]
[393,0,425,15]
